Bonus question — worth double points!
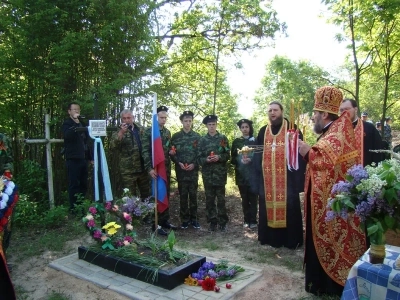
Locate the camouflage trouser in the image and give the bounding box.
[121,171,151,199]
[204,184,229,226]
[178,180,198,223]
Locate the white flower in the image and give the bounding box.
[249,137,255,142]
[123,188,130,194]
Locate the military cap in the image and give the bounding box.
[202,114,218,124]
[361,112,368,117]
[313,86,343,115]
[179,110,194,120]
[385,116,392,121]
[157,106,168,113]
[236,119,253,127]
[376,122,381,126]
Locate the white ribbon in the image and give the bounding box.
[88,126,113,202]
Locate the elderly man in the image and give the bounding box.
[254,102,305,249]
[298,86,367,297]
[339,99,384,166]
[111,109,150,199]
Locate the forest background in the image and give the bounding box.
[1,0,400,209]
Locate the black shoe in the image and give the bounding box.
[152,225,168,236]
[249,223,257,229]
[219,224,227,232]
[162,222,178,230]
[191,220,201,229]
[208,223,217,232]
[181,222,189,229]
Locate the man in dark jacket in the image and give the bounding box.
[62,102,93,211]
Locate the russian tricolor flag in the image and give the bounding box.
[152,94,168,213]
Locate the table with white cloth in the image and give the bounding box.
[342,245,400,300]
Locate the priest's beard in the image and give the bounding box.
[269,115,283,127]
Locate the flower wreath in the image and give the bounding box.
[83,189,154,250]
[0,179,18,232]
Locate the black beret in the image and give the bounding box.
[202,114,218,125]
[157,106,168,113]
[179,110,194,120]
[236,119,253,127]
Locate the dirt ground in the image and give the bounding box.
[9,129,400,300]
[9,189,313,300]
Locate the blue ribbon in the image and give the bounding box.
[88,126,113,202]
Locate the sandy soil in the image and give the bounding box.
[9,191,312,300]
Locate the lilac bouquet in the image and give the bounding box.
[191,260,244,281]
[326,160,400,245]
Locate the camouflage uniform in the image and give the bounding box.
[231,136,258,225]
[383,124,392,148]
[142,126,172,225]
[170,129,201,223]
[110,123,150,199]
[198,132,230,226]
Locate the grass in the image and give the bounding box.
[200,238,220,251]
[10,217,86,262]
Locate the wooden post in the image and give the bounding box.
[24,114,63,209]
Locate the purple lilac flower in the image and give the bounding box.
[93,230,102,239]
[133,207,142,216]
[105,202,112,210]
[87,219,95,228]
[331,181,352,195]
[89,207,97,215]
[325,210,338,222]
[355,202,373,222]
[218,270,227,277]
[123,198,138,214]
[347,164,369,185]
[227,269,236,277]
[340,208,348,220]
[202,261,215,270]
[207,270,217,278]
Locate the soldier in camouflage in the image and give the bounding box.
[110,109,150,199]
[198,115,230,232]
[231,119,258,229]
[170,111,201,229]
[142,106,177,236]
[383,116,393,148]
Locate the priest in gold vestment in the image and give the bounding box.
[298,86,367,297]
[254,101,306,249]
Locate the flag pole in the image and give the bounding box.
[152,93,158,232]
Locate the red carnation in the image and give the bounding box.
[201,277,216,291]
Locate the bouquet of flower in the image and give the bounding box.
[82,189,154,250]
[326,160,400,245]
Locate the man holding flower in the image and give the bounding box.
[298,86,367,297]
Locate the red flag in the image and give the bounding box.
[152,103,168,213]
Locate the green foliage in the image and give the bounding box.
[14,194,69,228]
[254,56,330,118]
[41,205,69,228]
[13,194,41,227]
[14,160,48,203]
